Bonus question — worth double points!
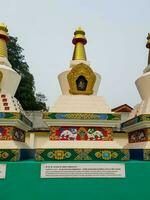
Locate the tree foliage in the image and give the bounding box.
[7,36,47,111]
[35,93,47,110]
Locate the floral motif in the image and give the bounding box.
[54,150,65,160]
[47,150,71,160]
[95,150,118,160]
[49,133,59,140]
[77,127,88,140]
[101,151,112,160]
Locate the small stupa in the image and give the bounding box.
[34,28,129,161]
[122,33,150,160]
[0,23,32,161]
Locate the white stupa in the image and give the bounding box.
[129,33,150,119]
[38,28,129,161]
[50,27,111,114]
[0,23,32,161]
[121,33,150,160]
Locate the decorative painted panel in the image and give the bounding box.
[13,128,25,142]
[0,112,19,119]
[121,114,150,128]
[43,112,120,121]
[0,112,32,127]
[0,149,20,161]
[129,129,148,143]
[49,126,113,141]
[0,126,25,142]
[35,149,129,161]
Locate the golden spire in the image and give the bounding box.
[72,27,87,60]
[146,33,150,65]
[0,23,9,58]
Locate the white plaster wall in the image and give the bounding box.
[25,132,30,146]
[0,65,21,96]
[34,132,128,149]
[131,72,150,115]
[49,95,112,113]
[0,141,30,149]
[0,94,22,112]
[136,72,150,100]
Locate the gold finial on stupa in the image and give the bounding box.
[146,33,150,65]
[0,23,9,58]
[72,27,87,60]
[0,23,9,41]
[0,23,8,32]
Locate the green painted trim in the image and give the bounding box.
[43,112,121,121]
[121,114,150,128]
[35,149,129,161]
[0,112,32,127]
[0,149,20,161]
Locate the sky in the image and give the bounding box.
[1,0,150,109]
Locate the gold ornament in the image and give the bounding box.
[0,22,9,58]
[72,27,87,60]
[67,63,96,95]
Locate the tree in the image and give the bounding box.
[35,93,47,110]
[7,36,47,111]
